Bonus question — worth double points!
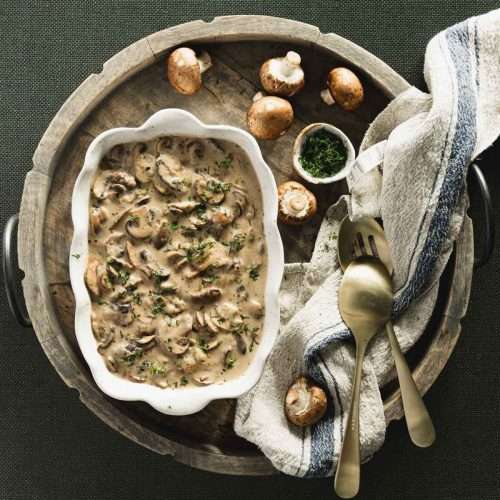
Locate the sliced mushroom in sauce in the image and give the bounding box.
[85,136,267,388]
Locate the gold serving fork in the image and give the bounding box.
[338,217,436,448]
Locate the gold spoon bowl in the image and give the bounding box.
[335,257,393,498]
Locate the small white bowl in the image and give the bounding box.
[292,123,355,185]
[69,109,284,416]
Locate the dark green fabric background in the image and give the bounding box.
[1,1,499,499]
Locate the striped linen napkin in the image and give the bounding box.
[234,10,500,477]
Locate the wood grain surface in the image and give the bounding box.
[17,16,473,475]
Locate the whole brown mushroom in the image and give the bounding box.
[285,376,328,427]
[259,51,305,97]
[247,93,294,140]
[321,67,364,111]
[166,47,212,95]
[277,181,317,225]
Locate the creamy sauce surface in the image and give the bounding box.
[85,136,266,388]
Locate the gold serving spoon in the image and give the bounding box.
[337,217,436,448]
[335,257,393,498]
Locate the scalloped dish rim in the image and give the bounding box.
[69,109,284,416]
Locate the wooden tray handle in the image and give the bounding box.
[469,162,494,269]
[2,213,32,327]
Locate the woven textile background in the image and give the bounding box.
[0,1,499,499]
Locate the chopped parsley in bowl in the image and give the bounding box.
[292,123,355,184]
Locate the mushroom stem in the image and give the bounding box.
[282,51,301,77]
[285,376,328,427]
[253,91,266,102]
[197,51,212,73]
[320,88,335,106]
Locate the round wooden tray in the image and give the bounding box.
[18,16,473,475]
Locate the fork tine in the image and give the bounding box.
[368,234,380,259]
[361,234,373,258]
[352,238,362,258]
[356,232,367,256]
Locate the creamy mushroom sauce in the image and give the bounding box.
[85,137,267,388]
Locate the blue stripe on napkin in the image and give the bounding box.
[304,325,350,476]
[393,19,477,317]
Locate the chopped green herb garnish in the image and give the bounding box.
[202,274,217,285]
[151,270,166,286]
[249,265,260,281]
[127,214,140,225]
[207,179,231,193]
[299,129,347,178]
[198,338,209,353]
[71,253,81,259]
[180,376,189,386]
[195,203,207,216]
[149,362,166,376]
[122,346,144,366]
[201,266,218,286]
[170,222,179,230]
[231,322,249,336]
[224,353,236,370]
[117,270,130,286]
[186,240,214,263]
[227,233,246,253]
[151,297,166,316]
[216,155,233,169]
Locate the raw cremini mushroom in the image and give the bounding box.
[259,51,305,97]
[277,181,317,225]
[285,376,328,427]
[166,47,212,95]
[320,67,364,111]
[247,92,294,140]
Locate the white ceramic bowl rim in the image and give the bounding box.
[292,122,355,185]
[69,109,284,416]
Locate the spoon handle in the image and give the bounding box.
[385,321,436,447]
[334,341,366,499]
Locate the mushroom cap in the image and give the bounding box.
[193,372,215,385]
[247,95,294,140]
[171,337,191,355]
[190,286,223,301]
[92,170,136,200]
[193,175,226,205]
[167,47,202,95]
[89,206,108,234]
[277,181,317,225]
[326,67,364,111]
[125,206,154,239]
[152,220,170,249]
[126,240,146,270]
[259,51,305,97]
[155,153,187,194]
[85,257,101,297]
[133,151,156,184]
[285,376,328,427]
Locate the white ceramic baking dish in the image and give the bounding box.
[69,109,284,415]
